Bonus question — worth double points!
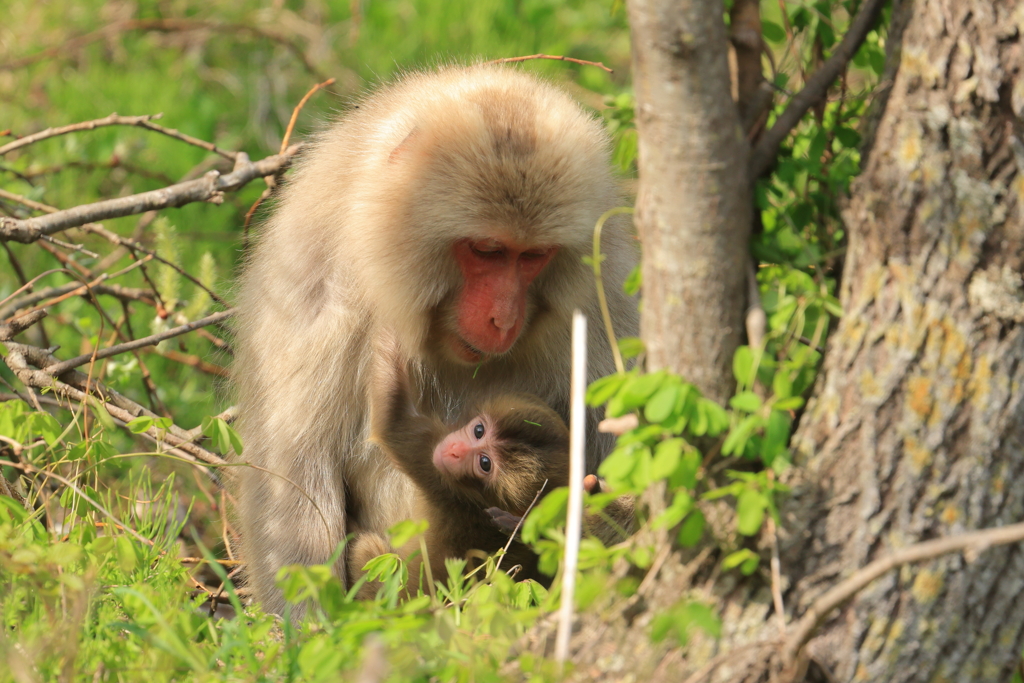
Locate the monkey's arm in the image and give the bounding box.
[369,352,449,492]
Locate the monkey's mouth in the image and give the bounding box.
[452,337,485,364]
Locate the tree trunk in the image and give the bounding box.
[627,0,751,404]
[782,0,1024,679]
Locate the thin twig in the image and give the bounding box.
[0,310,48,341]
[748,0,886,180]
[766,514,786,637]
[1,282,155,319]
[493,480,548,574]
[245,77,335,237]
[281,78,336,153]
[590,207,633,375]
[81,223,227,307]
[0,113,162,156]
[486,54,613,73]
[43,310,234,376]
[782,521,1024,665]
[0,147,301,243]
[17,256,153,315]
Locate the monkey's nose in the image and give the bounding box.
[445,442,471,461]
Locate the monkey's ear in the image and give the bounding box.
[387,127,422,164]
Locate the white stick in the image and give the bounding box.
[555,310,587,665]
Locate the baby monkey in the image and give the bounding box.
[348,364,633,598]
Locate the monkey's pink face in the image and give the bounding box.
[450,238,557,363]
[432,414,500,483]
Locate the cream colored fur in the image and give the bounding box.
[233,64,638,615]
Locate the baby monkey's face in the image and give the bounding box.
[432,413,501,486]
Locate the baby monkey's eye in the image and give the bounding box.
[479,454,492,473]
[473,423,485,439]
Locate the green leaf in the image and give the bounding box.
[676,510,705,547]
[772,371,793,399]
[623,265,642,296]
[598,447,638,489]
[761,20,786,43]
[653,490,693,530]
[736,488,767,536]
[30,412,62,446]
[773,396,805,411]
[586,373,628,407]
[388,518,429,547]
[127,416,154,434]
[697,398,730,437]
[834,127,861,149]
[732,346,755,386]
[651,438,683,480]
[670,449,702,491]
[762,410,791,466]
[722,548,758,571]
[629,446,654,490]
[645,383,680,424]
[722,415,762,456]
[362,553,402,579]
[619,372,666,411]
[116,536,139,574]
[618,337,645,360]
[729,391,762,413]
[869,47,886,75]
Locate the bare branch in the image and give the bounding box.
[0,282,155,319]
[0,147,301,243]
[43,309,234,376]
[782,521,1024,666]
[0,310,47,341]
[748,0,886,180]
[485,54,613,73]
[0,113,161,156]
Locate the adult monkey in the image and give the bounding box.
[234,65,638,615]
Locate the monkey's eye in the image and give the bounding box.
[479,454,492,474]
[473,422,485,439]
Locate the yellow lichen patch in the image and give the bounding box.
[898,121,924,170]
[938,318,967,369]
[940,504,959,525]
[911,569,943,603]
[907,376,934,418]
[860,263,887,303]
[968,355,992,408]
[904,436,932,474]
[860,370,883,401]
[1013,175,1024,205]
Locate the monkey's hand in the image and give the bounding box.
[486,507,523,536]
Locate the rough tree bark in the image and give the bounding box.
[781,0,1024,679]
[627,0,751,404]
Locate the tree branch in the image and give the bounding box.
[0,310,47,341]
[748,0,886,180]
[43,309,234,376]
[782,521,1024,666]
[0,146,301,243]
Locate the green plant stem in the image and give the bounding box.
[591,206,634,375]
